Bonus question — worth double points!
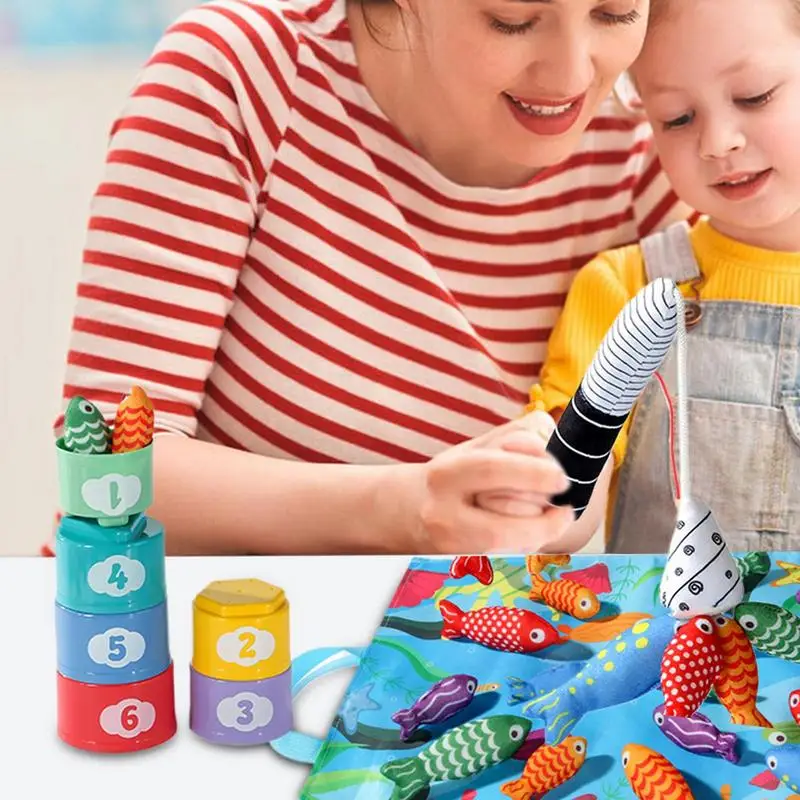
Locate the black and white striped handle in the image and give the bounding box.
[546,277,679,516]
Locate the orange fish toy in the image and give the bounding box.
[111,385,155,453]
[622,743,695,800]
[711,614,771,727]
[661,616,723,717]
[529,573,600,620]
[501,736,587,800]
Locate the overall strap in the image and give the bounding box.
[640,221,702,283]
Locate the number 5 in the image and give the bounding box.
[108,634,127,662]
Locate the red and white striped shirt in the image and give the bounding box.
[48,0,692,554]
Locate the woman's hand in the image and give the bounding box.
[399,412,577,554]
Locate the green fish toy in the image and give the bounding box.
[736,552,772,594]
[63,396,112,455]
[380,715,531,800]
[734,601,800,663]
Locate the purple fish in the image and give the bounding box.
[653,703,739,763]
[392,674,478,740]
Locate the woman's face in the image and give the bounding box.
[399,0,651,175]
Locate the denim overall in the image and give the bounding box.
[608,221,800,554]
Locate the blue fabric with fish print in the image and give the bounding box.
[275,553,800,800]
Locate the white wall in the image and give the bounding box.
[0,53,147,554]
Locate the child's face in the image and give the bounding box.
[633,0,800,249]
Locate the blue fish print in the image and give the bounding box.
[507,614,678,744]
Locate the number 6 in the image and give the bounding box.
[121,704,139,732]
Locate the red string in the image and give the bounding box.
[654,371,680,501]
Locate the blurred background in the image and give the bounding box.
[0,0,199,554]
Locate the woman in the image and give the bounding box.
[50,0,692,556]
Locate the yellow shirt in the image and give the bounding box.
[530,217,800,537]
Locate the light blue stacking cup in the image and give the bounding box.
[55,514,166,615]
[55,600,171,685]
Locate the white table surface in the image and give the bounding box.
[0,555,417,799]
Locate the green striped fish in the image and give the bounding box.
[63,396,112,455]
[736,552,771,594]
[734,602,800,663]
[380,715,531,800]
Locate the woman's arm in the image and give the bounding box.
[149,434,417,555]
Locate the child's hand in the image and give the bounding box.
[406,412,575,554]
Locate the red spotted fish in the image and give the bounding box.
[790,689,800,724]
[439,599,569,654]
[661,616,723,717]
[501,736,587,800]
[63,396,111,454]
[380,715,532,800]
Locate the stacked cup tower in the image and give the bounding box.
[54,389,177,753]
[190,578,293,745]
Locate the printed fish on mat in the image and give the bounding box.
[661,616,722,717]
[379,715,532,800]
[63,396,112,454]
[450,556,494,585]
[500,736,587,800]
[734,602,800,663]
[509,615,678,745]
[711,614,771,727]
[753,742,800,795]
[621,743,696,799]
[111,385,154,453]
[653,704,739,763]
[391,674,478,740]
[439,599,569,654]
[529,572,600,620]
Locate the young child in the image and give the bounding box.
[534,0,800,554]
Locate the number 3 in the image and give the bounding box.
[236,699,254,726]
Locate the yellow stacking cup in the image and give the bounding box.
[192,579,290,682]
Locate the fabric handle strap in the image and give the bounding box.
[268,646,364,764]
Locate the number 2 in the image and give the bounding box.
[238,632,257,660]
[236,699,254,726]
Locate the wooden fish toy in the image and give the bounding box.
[111,385,155,453]
[63,396,112,454]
